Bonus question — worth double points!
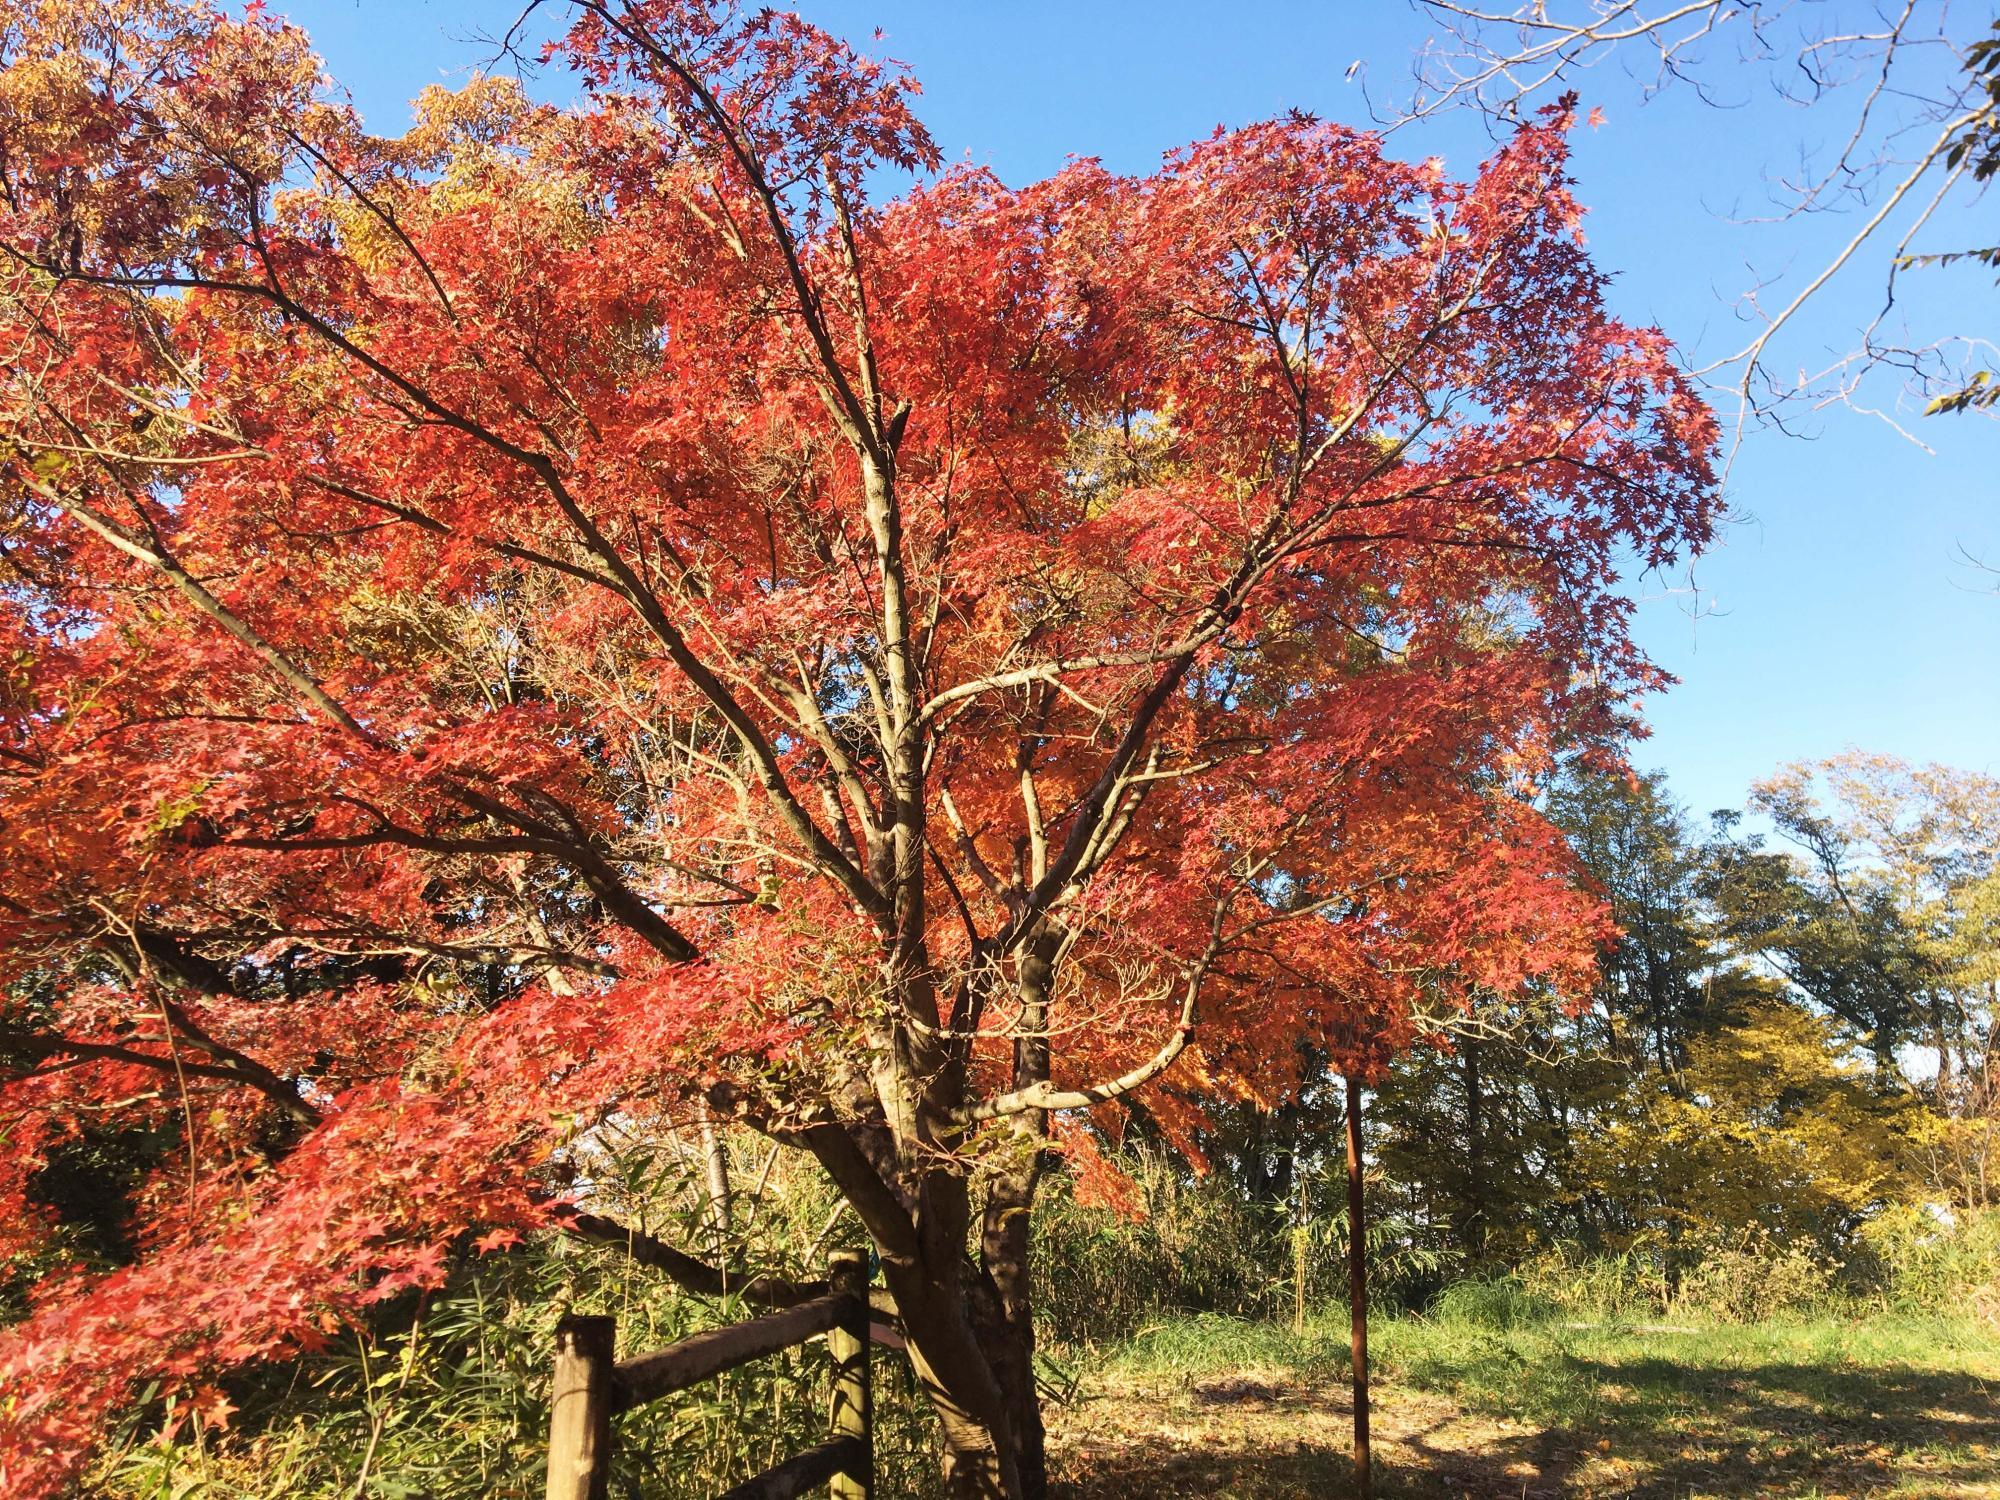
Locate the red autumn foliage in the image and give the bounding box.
[0,3,1716,1494]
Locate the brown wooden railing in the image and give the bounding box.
[544,1249,872,1500]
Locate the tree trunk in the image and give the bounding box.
[959,930,1059,1499]
[977,1156,1049,1500]
[880,1241,1039,1500]
[804,1102,1042,1498]
[792,933,1063,1498]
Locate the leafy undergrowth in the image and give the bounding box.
[1044,1310,2000,1498]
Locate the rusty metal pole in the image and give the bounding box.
[1345,1072,1371,1500]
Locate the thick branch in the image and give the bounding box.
[0,1028,321,1127]
[560,1210,827,1308]
[20,472,372,742]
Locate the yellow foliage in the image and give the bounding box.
[1573,989,1921,1253]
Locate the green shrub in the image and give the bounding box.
[1671,1235,1839,1323]
[1032,1151,1455,1348]
[1851,1203,2000,1318]
[1516,1244,1670,1323]
[1426,1275,1561,1330]
[1034,1153,1284,1347]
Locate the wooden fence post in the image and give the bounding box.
[826,1250,872,1500]
[546,1313,616,1500]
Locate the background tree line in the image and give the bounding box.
[1108,750,2000,1328]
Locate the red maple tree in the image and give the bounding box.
[0,3,1717,1494]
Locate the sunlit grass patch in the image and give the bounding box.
[1050,1307,2000,1498]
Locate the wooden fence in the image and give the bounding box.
[544,1249,873,1500]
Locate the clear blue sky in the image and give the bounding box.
[279,0,1999,822]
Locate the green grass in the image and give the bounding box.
[1050,1306,2000,1497]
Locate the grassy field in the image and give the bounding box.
[1043,1307,2000,1498]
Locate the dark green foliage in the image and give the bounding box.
[1706,810,1934,1076]
[1034,1148,1452,1349]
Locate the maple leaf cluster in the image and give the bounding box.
[0,2,1718,1492]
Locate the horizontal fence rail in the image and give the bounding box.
[715,1437,866,1500]
[545,1249,872,1500]
[612,1292,853,1411]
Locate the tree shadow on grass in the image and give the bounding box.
[1048,1350,2000,1498]
[1047,1371,1581,1499]
[1548,1351,2000,1497]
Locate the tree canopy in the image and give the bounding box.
[0,2,1718,1494]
